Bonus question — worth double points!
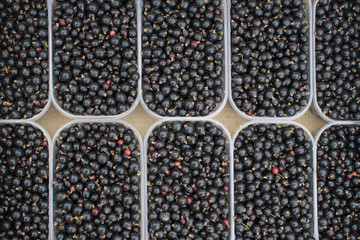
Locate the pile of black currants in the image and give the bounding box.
[0,0,49,119]
[53,122,141,240]
[147,121,231,239]
[233,124,314,239]
[231,0,310,117]
[142,0,225,117]
[317,125,360,239]
[53,0,139,116]
[0,124,49,239]
[315,0,360,120]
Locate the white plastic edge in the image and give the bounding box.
[231,120,318,240]
[138,0,229,120]
[48,0,140,120]
[228,0,313,121]
[142,118,234,240]
[51,119,143,240]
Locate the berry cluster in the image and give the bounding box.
[0,0,49,119]
[142,0,225,117]
[53,0,138,116]
[147,121,230,239]
[0,124,49,239]
[317,125,360,239]
[231,0,310,117]
[315,0,360,120]
[54,123,141,239]
[234,124,314,239]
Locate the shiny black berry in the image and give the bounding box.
[53,0,138,116]
[0,124,49,239]
[142,0,225,117]
[147,121,231,239]
[54,122,141,239]
[230,0,310,117]
[234,123,314,239]
[0,0,49,119]
[315,0,360,120]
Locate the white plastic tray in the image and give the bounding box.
[0,121,52,240]
[138,0,229,119]
[312,0,360,122]
[0,0,52,122]
[314,121,360,239]
[143,118,234,239]
[49,0,140,119]
[51,119,143,240]
[232,120,318,240]
[228,0,313,120]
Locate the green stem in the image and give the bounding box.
[242,223,249,229]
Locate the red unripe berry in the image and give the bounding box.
[42,141,48,147]
[102,82,110,90]
[117,139,124,146]
[92,208,99,216]
[110,30,116,37]
[191,41,198,48]
[59,19,66,26]
[124,148,131,156]
[272,167,280,174]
